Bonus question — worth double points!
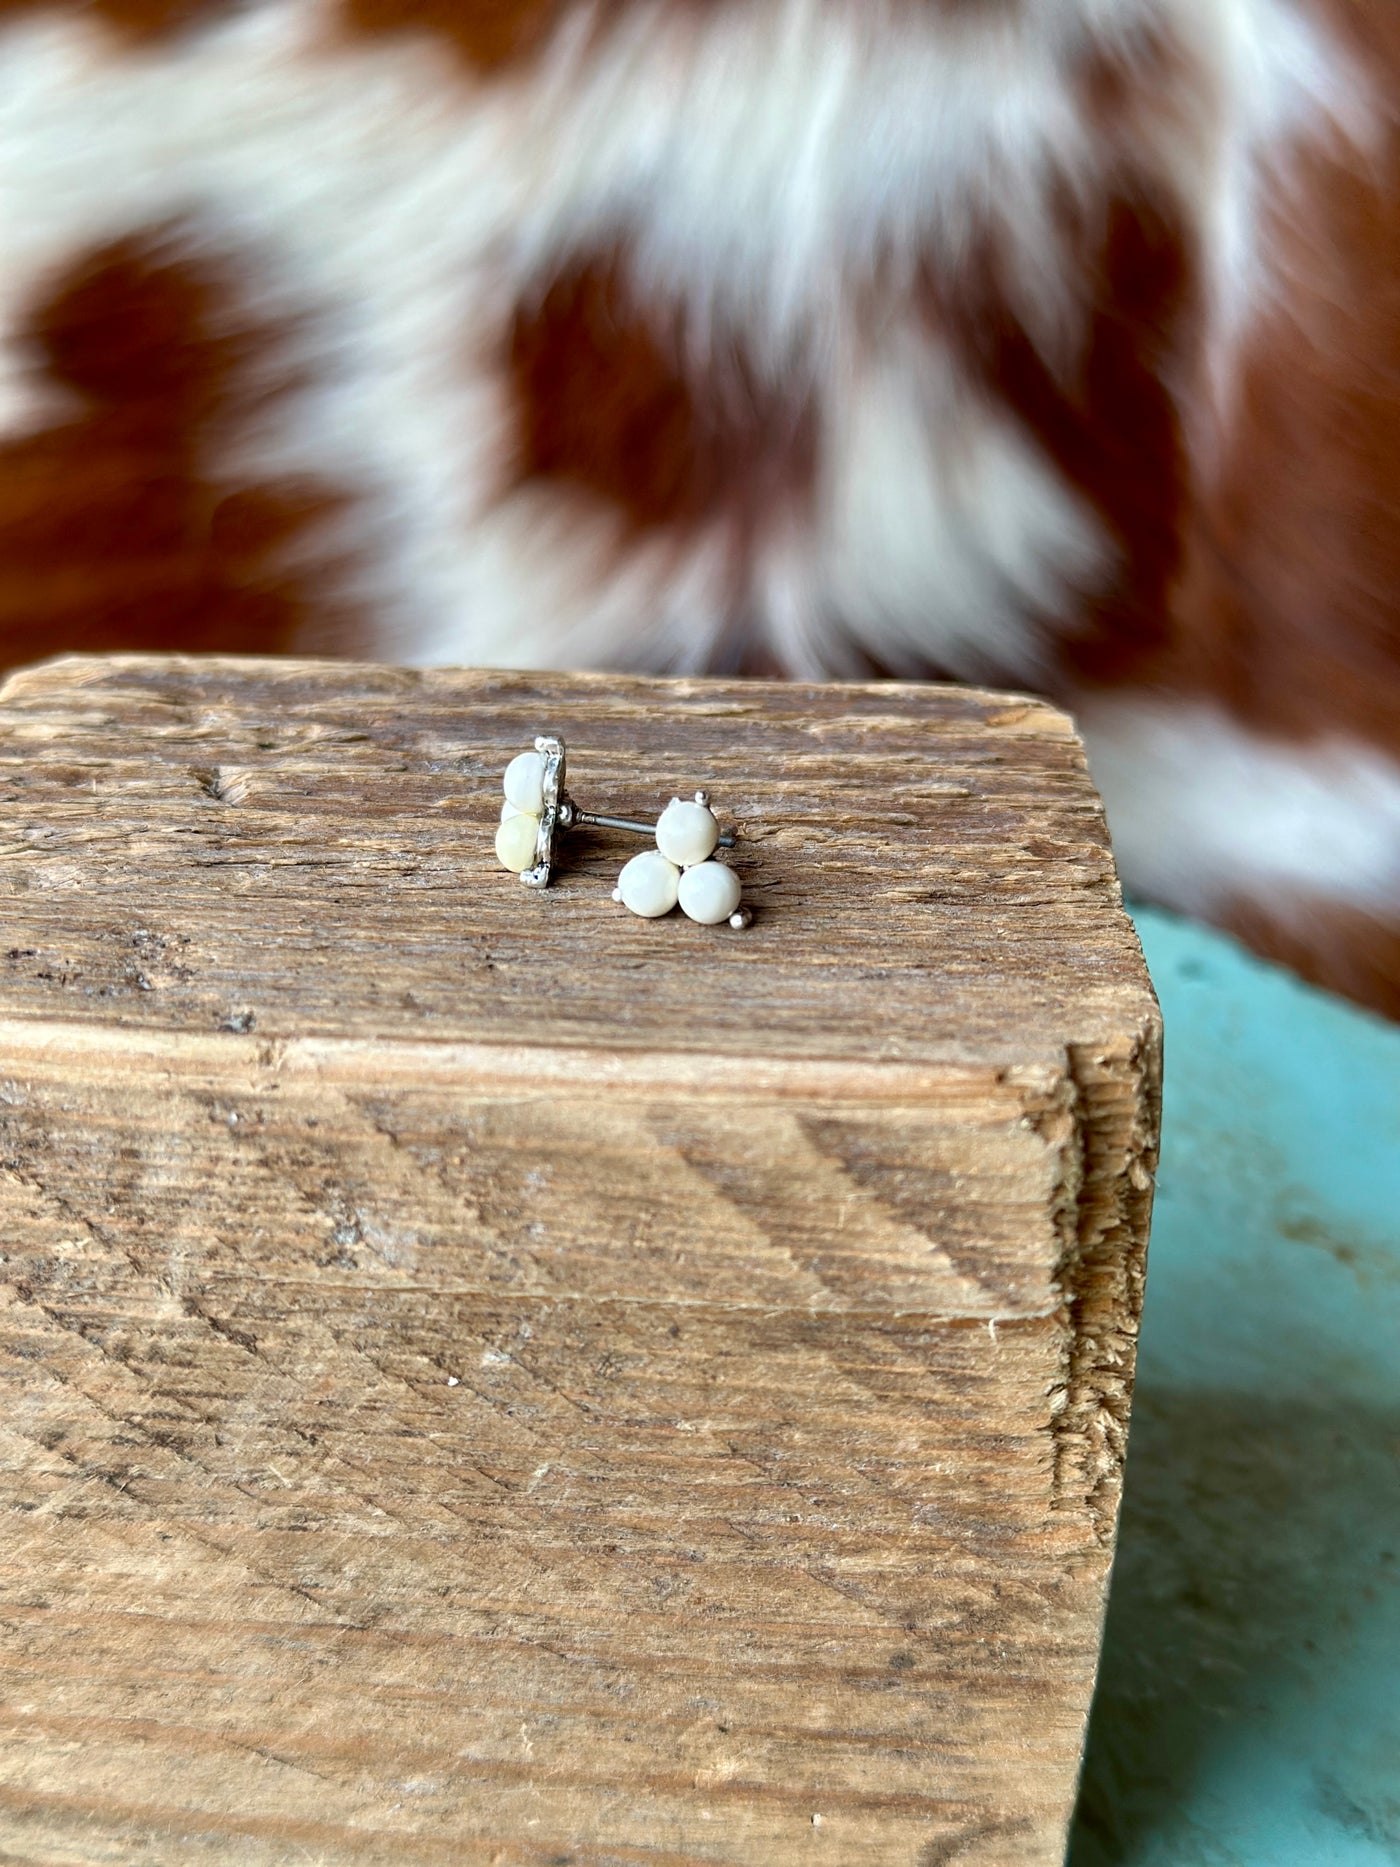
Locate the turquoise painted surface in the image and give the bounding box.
[1069,908,1400,1867]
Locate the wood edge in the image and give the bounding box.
[0,1015,1075,1103]
[0,653,1079,739]
[1040,1007,1162,1859]
[1050,1010,1164,1538]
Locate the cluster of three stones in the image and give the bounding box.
[616,800,742,925]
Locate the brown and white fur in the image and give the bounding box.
[2,0,1398,1013]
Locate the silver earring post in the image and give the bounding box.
[562,794,736,849]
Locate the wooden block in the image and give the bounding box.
[0,656,1159,1867]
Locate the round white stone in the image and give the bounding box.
[616,849,681,918]
[503,750,546,813]
[495,813,541,873]
[655,798,719,868]
[677,860,742,926]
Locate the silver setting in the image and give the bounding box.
[520,734,566,889]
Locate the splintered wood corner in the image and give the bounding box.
[0,657,1160,1867]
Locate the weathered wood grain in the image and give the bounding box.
[0,657,1159,1867]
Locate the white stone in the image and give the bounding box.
[615,849,682,918]
[495,813,540,873]
[503,750,546,813]
[655,798,720,867]
[678,861,743,926]
[500,798,531,823]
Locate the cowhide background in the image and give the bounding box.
[1,0,1397,1013]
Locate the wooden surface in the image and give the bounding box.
[0,657,1160,1867]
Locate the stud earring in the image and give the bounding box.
[494,737,743,907]
[612,793,750,929]
[496,736,569,889]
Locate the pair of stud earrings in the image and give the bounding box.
[494,736,752,929]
